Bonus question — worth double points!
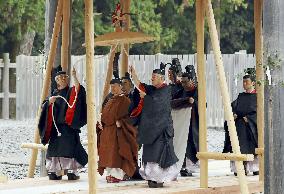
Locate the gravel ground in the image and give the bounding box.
[0,119,225,180]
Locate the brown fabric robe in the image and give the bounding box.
[97,94,138,177]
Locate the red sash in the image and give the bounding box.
[65,86,80,126]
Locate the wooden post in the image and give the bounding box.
[0,175,7,183]
[120,0,131,77]
[205,0,249,193]
[102,51,115,104]
[2,53,10,119]
[84,0,97,193]
[28,0,63,178]
[263,0,284,193]
[196,0,208,188]
[254,0,264,182]
[61,0,71,72]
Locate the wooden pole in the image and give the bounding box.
[84,0,97,193]
[101,50,115,106]
[0,175,7,183]
[205,0,249,193]
[197,152,254,161]
[196,0,208,188]
[120,0,131,77]
[254,0,264,182]
[27,0,63,178]
[263,0,284,193]
[2,53,10,119]
[61,0,71,72]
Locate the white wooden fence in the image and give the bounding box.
[0,53,16,119]
[15,53,255,128]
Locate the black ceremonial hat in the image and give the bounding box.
[153,62,167,75]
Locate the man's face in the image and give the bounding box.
[55,75,69,89]
[168,70,174,82]
[110,83,122,95]
[243,78,254,91]
[151,73,163,87]
[181,77,194,90]
[122,79,132,94]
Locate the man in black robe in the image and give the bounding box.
[130,64,179,188]
[38,68,87,180]
[171,65,199,177]
[223,73,258,176]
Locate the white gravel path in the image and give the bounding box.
[0,119,225,180]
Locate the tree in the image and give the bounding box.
[264,0,284,193]
[0,0,45,61]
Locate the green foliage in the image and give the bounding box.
[265,52,282,71]
[220,0,254,53]
[0,0,45,55]
[0,0,255,56]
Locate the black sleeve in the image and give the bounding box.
[171,97,193,109]
[38,101,50,145]
[141,83,155,94]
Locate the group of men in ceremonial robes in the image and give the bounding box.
[38,56,259,186]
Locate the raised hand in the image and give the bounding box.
[189,97,194,104]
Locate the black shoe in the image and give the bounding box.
[156,182,164,188]
[48,173,62,180]
[148,180,164,188]
[180,169,193,177]
[253,171,259,176]
[67,173,80,180]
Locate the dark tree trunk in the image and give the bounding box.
[19,31,36,55]
[45,0,61,69]
[263,0,284,193]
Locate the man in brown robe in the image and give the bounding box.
[97,78,138,183]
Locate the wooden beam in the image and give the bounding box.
[61,0,71,72]
[197,152,254,161]
[255,148,264,155]
[196,0,208,188]
[0,175,7,183]
[21,141,88,151]
[2,53,10,119]
[254,0,264,182]
[84,0,97,193]
[204,0,249,193]
[28,0,63,178]
[120,0,131,77]
[101,49,115,108]
[21,143,48,150]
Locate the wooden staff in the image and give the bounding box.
[101,48,115,107]
[84,0,97,193]
[205,0,249,193]
[254,0,264,182]
[61,0,71,72]
[28,0,63,178]
[196,0,208,188]
[120,0,131,77]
